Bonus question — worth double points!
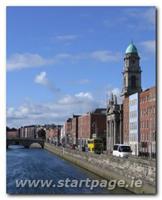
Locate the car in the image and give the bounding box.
[112,144,132,158]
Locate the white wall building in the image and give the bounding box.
[129,93,140,156]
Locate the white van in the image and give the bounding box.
[112,144,132,158]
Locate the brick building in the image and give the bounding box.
[71,115,80,145]
[123,97,129,145]
[78,109,106,148]
[139,87,156,157]
[46,125,62,145]
[6,127,19,139]
[64,118,73,145]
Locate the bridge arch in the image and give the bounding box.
[29,142,44,149]
[7,138,45,149]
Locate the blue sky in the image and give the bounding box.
[7,6,156,127]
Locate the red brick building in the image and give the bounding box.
[6,127,19,138]
[78,109,106,148]
[71,115,80,145]
[64,118,73,145]
[139,87,156,156]
[46,125,62,145]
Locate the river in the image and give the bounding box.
[7,145,130,194]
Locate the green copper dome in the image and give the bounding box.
[125,43,138,54]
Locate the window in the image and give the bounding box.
[124,77,126,86]
[131,75,136,89]
[132,59,136,64]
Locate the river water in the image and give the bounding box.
[7,145,130,194]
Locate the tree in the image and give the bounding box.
[37,129,46,139]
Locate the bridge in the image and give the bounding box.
[7,138,45,149]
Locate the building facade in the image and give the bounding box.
[19,125,37,139]
[71,115,80,145]
[122,42,142,97]
[123,97,129,144]
[106,94,123,152]
[46,125,62,145]
[122,43,156,157]
[64,118,73,145]
[78,109,106,149]
[129,93,140,156]
[122,42,142,148]
[139,87,156,157]
[6,127,19,139]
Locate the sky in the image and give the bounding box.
[7,6,156,128]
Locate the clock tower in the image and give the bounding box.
[122,42,142,97]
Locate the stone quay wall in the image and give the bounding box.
[45,143,156,194]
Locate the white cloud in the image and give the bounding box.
[58,92,94,105]
[7,92,100,127]
[90,50,121,62]
[7,53,54,71]
[35,71,48,85]
[7,49,121,71]
[75,92,93,100]
[34,71,60,94]
[140,40,155,54]
[7,87,125,128]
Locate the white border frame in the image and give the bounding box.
[0,0,161,199]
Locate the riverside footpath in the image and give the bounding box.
[45,143,156,194]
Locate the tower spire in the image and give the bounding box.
[122,42,142,97]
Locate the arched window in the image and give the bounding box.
[131,75,136,89]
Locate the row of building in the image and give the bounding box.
[106,42,156,157]
[7,42,157,157]
[63,109,107,149]
[107,87,156,157]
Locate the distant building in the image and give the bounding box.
[60,124,66,145]
[71,115,80,145]
[19,125,37,139]
[45,124,62,145]
[6,127,19,139]
[64,118,73,145]
[78,108,106,148]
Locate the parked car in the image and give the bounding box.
[112,144,132,158]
